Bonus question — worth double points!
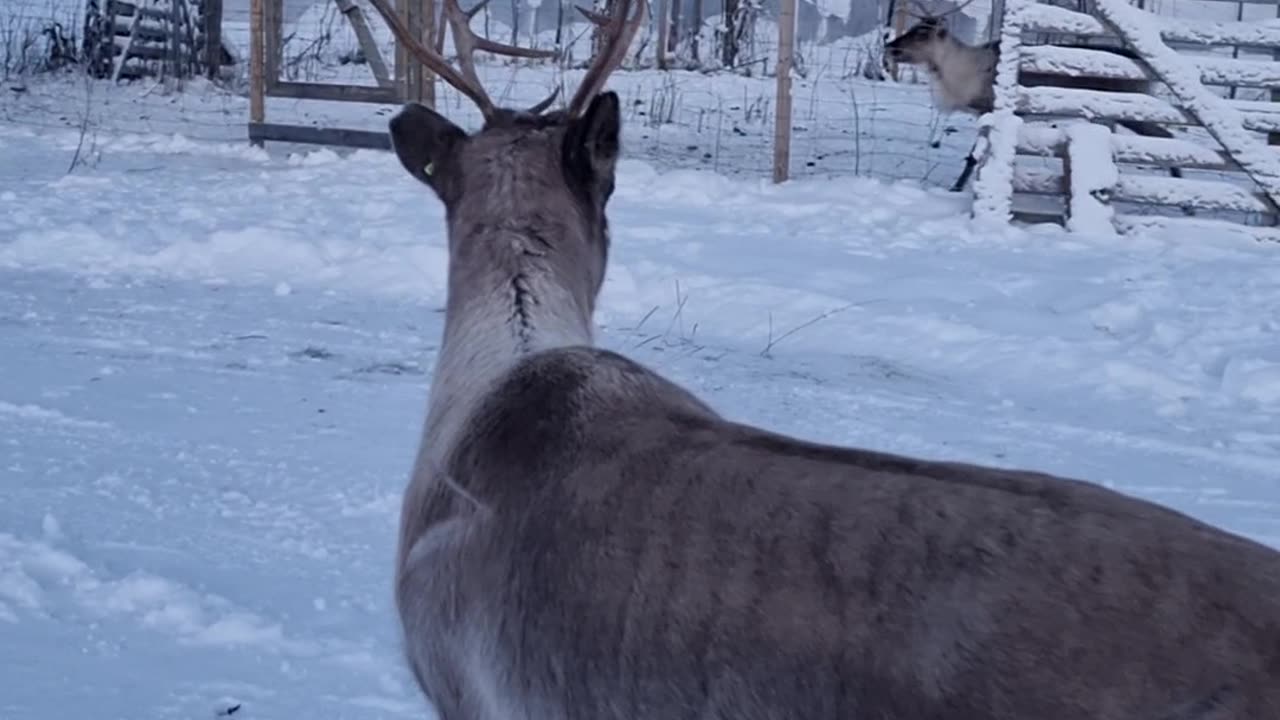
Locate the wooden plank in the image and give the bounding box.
[1017,86,1280,134]
[266,80,400,103]
[248,122,392,150]
[1022,3,1280,48]
[1020,44,1280,89]
[772,0,796,183]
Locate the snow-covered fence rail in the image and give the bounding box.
[973,0,1280,242]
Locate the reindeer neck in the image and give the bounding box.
[929,40,998,113]
[421,224,598,460]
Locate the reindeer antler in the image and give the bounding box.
[566,0,649,117]
[366,0,559,118]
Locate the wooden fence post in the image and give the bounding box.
[772,0,796,183]
[204,0,223,78]
[249,0,265,144]
[656,0,670,70]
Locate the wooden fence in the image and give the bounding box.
[247,0,431,148]
[971,0,1280,241]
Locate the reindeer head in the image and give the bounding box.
[884,0,974,66]
[885,18,950,65]
[368,0,645,288]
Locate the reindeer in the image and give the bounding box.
[886,2,1182,192]
[364,0,1280,717]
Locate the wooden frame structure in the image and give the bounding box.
[971,0,1280,242]
[248,0,436,149]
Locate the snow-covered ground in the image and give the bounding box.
[3,83,1280,720]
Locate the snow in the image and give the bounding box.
[4,36,1280,720]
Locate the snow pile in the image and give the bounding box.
[0,530,288,648]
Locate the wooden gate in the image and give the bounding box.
[972,0,1280,242]
[247,0,435,149]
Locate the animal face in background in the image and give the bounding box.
[885,18,951,65]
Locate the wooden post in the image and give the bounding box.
[423,0,436,107]
[203,0,224,76]
[656,0,670,70]
[1271,1,1280,148]
[395,0,408,97]
[264,0,282,85]
[888,0,909,81]
[772,0,795,183]
[249,0,265,144]
[407,0,423,103]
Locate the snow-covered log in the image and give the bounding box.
[1115,215,1280,244]
[1014,165,1274,215]
[1118,175,1275,214]
[1017,86,1280,135]
[1064,122,1118,236]
[1020,45,1280,90]
[1016,122,1271,172]
[1022,3,1280,50]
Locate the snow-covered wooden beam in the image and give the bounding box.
[1117,175,1275,215]
[1020,45,1280,90]
[1016,122,1262,172]
[1022,3,1280,49]
[1063,122,1118,235]
[971,0,1029,225]
[1011,165,1275,215]
[1017,86,1280,135]
[1115,215,1280,243]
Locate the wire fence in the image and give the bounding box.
[5,0,1276,187]
[0,0,997,188]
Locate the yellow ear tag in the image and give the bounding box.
[423,162,434,176]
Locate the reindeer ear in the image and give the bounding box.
[388,102,467,201]
[569,92,621,171]
[564,91,621,196]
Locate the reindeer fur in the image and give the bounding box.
[384,29,1280,720]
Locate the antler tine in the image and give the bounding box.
[367,0,559,119]
[442,0,559,115]
[566,0,649,117]
[366,0,496,115]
